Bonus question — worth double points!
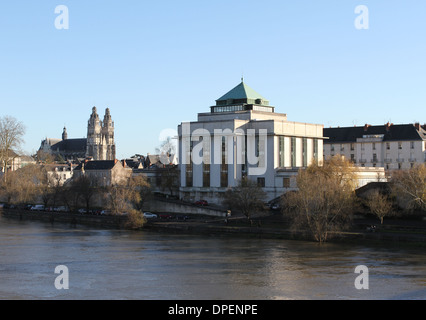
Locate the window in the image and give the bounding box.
[185,164,193,187]
[257,177,265,187]
[203,164,210,187]
[303,138,308,167]
[221,137,228,188]
[313,139,319,164]
[410,141,415,149]
[283,177,290,188]
[291,137,296,167]
[398,142,402,150]
[386,142,390,150]
[372,143,376,150]
[350,143,355,151]
[279,136,285,167]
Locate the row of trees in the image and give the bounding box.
[0,163,151,229]
[283,156,426,243]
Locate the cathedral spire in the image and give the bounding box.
[62,126,68,140]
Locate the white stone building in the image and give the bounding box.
[177,80,324,203]
[323,123,426,170]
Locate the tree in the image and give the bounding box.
[156,165,179,196]
[104,175,150,215]
[0,164,43,205]
[0,116,26,181]
[156,136,177,166]
[223,177,267,220]
[364,189,394,224]
[72,175,99,213]
[390,164,426,212]
[283,156,358,243]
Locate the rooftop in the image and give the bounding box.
[216,80,269,105]
[324,123,426,143]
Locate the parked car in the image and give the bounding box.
[54,206,69,212]
[143,212,158,219]
[30,205,45,211]
[159,214,173,220]
[195,200,208,206]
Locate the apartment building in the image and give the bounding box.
[323,123,426,170]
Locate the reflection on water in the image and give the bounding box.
[0,216,425,300]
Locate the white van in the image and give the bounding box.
[30,205,45,211]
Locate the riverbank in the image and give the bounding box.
[2,208,426,247]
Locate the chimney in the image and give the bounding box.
[385,122,391,132]
[364,124,370,132]
[414,123,420,130]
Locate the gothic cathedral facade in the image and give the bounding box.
[86,107,116,160]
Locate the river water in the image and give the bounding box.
[0,215,425,300]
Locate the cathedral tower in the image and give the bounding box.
[86,107,116,160]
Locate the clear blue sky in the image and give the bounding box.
[1,1,425,159]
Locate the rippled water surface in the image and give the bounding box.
[0,216,425,300]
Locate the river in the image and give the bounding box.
[0,215,425,300]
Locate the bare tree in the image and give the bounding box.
[390,164,426,212]
[0,164,42,205]
[156,136,177,166]
[105,175,150,215]
[223,177,267,220]
[0,116,26,181]
[364,189,395,224]
[283,156,358,243]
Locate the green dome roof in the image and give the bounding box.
[216,80,268,105]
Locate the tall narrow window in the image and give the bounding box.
[303,138,308,167]
[185,140,193,187]
[313,139,319,164]
[220,136,228,188]
[291,137,296,167]
[279,136,285,167]
[203,163,210,187]
[186,164,193,187]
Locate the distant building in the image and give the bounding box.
[73,159,131,186]
[38,107,116,162]
[0,150,35,173]
[323,123,426,170]
[39,127,87,161]
[44,163,74,186]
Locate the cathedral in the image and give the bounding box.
[39,107,116,162]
